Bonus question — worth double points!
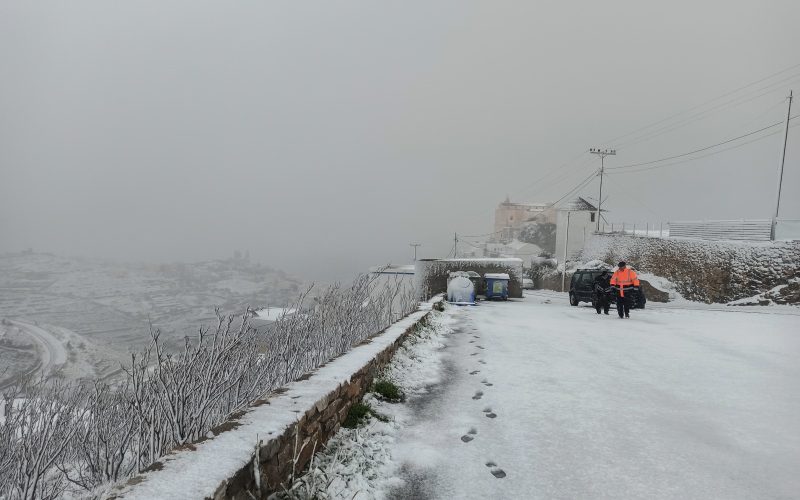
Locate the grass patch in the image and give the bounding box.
[371,379,405,403]
[342,402,388,428]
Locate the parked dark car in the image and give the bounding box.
[569,268,646,309]
[569,269,606,306]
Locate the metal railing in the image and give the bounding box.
[598,219,800,241]
[599,221,669,238]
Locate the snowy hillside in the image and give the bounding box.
[0,251,305,387]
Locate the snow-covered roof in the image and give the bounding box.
[559,196,598,212]
[369,264,415,275]
[484,273,510,279]
[500,197,550,209]
[440,257,523,264]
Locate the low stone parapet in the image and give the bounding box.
[108,300,439,500]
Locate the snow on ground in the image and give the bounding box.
[254,307,297,322]
[280,312,456,500]
[111,303,438,500]
[301,293,800,499]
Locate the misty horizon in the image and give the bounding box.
[2,1,798,281]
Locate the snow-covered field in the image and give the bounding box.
[304,293,800,499]
[0,252,305,386]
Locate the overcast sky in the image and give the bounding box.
[1,1,799,280]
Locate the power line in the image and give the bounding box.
[606,121,798,175]
[550,169,600,207]
[510,151,590,197]
[601,62,800,146]
[607,118,795,171]
[614,76,800,150]
[459,229,505,238]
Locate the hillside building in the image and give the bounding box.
[493,197,556,241]
[555,197,599,261]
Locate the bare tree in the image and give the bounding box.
[0,274,417,498]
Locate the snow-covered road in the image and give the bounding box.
[388,294,800,499]
[0,320,67,390]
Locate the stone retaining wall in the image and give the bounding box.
[415,258,524,299]
[582,234,800,303]
[111,305,437,500]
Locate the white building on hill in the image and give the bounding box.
[494,197,556,241]
[555,197,598,262]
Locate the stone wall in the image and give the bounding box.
[214,317,432,499]
[415,258,524,299]
[582,234,800,303]
[109,307,435,500]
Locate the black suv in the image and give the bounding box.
[569,269,646,308]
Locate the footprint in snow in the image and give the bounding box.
[482,406,492,413]
[469,340,475,343]
[485,462,506,478]
[472,391,484,400]
[471,352,479,356]
[485,412,497,419]
[478,360,487,365]
[481,379,493,387]
[460,428,478,443]
[469,370,480,375]
[476,346,485,349]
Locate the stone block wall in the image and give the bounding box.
[208,315,431,499]
[415,258,524,299]
[582,234,800,303]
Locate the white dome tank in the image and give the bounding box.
[447,276,476,305]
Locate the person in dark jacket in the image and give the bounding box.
[592,270,613,315]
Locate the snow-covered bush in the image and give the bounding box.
[0,274,418,499]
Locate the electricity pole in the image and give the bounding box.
[773,90,793,240]
[589,148,616,231]
[409,243,421,261]
[453,233,458,258]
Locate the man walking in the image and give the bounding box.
[593,270,613,315]
[610,261,640,319]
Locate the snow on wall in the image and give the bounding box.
[582,233,800,303]
[108,301,439,500]
[414,258,524,299]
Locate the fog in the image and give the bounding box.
[1,0,798,281]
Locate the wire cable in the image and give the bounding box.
[614,78,800,150]
[550,169,600,207]
[601,62,800,146]
[606,121,798,175]
[607,117,795,171]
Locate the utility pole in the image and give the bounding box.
[772,90,793,240]
[409,243,421,261]
[561,211,571,292]
[453,233,458,259]
[589,148,616,231]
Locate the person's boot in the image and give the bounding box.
[625,313,630,318]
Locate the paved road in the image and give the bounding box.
[389,294,800,499]
[0,320,67,389]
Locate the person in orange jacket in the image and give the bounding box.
[609,261,640,319]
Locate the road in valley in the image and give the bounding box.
[0,320,67,390]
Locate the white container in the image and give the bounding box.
[447,276,476,305]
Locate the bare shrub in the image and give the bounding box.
[0,273,417,498]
